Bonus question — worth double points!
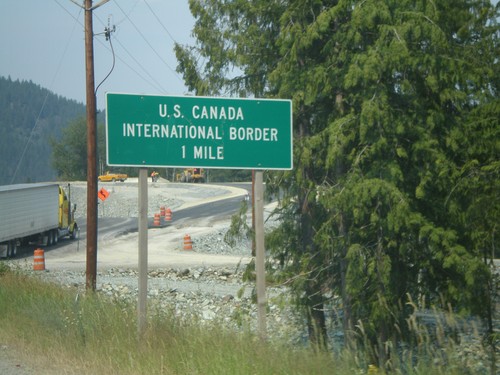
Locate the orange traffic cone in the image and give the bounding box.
[160,206,166,217]
[33,248,45,271]
[183,234,193,251]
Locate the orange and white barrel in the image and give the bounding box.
[33,248,45,271]
[153,213,161,226]
[183,234,193,251]
[165,208,172,221]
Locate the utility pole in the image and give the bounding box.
[69,0,109,290]
[84,0,98,291]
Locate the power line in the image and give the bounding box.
[54,4,169,96]
[53,0,188,104]
[143,0,176,43]
[10,1,83,184]
[110,36,169,93]
[55,1,170,96]
[57,0,187,96]
[93,13,168,93]
[54,0,83,24]
[94,17,116,95]
[113,0,140,26]
[113,0,183,83]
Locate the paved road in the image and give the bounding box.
[12,182,251,259]
[75,195,248,241]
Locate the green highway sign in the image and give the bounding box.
[105,93,293,170]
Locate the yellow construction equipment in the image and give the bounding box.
[176,168,205,183]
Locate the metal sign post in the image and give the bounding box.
[254,170,267,339]
[137,168,148,336]
[98,187,109,217]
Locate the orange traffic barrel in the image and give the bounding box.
[165,208,172,221]
[160,206,166,217]
[153,213,161,226]
[183,234,193,251]
[33,248,45,271]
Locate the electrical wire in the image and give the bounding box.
[54,0,83,24]
[93,13,168,93]
[113,0,140,27]
[94,27,115,95]
[143,0,176,43]
[9,1,83,184]
[54,2,171,98]
[55,0,184,97]
[113,0,184,83]
[108,35,169,93]
[11,0,182,184]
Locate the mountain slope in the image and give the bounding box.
[0,76,86,185]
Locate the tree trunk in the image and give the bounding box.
[306,282,328,350]
[297,114,328,349]
[300,203,328,349]
[338,212,354,347]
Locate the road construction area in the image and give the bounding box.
[17,178,255,271]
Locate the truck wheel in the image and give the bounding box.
[7,241,17,258]
[53,229,59,245]
[70,225,79,240]
[47,231,54,246]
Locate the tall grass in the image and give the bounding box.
[0,262,493,374]
[0,264,336,374]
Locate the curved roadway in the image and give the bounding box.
[79,182,252,241]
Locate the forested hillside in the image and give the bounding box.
[0,76,86,185]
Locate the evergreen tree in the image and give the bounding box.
[176,0,499,364]
[51,117,106,181]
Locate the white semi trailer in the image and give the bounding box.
[0,183,78,258]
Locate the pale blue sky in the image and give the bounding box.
[0,0,195,109]
[1,1,498,111]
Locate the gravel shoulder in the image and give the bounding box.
[0,344,36,375]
